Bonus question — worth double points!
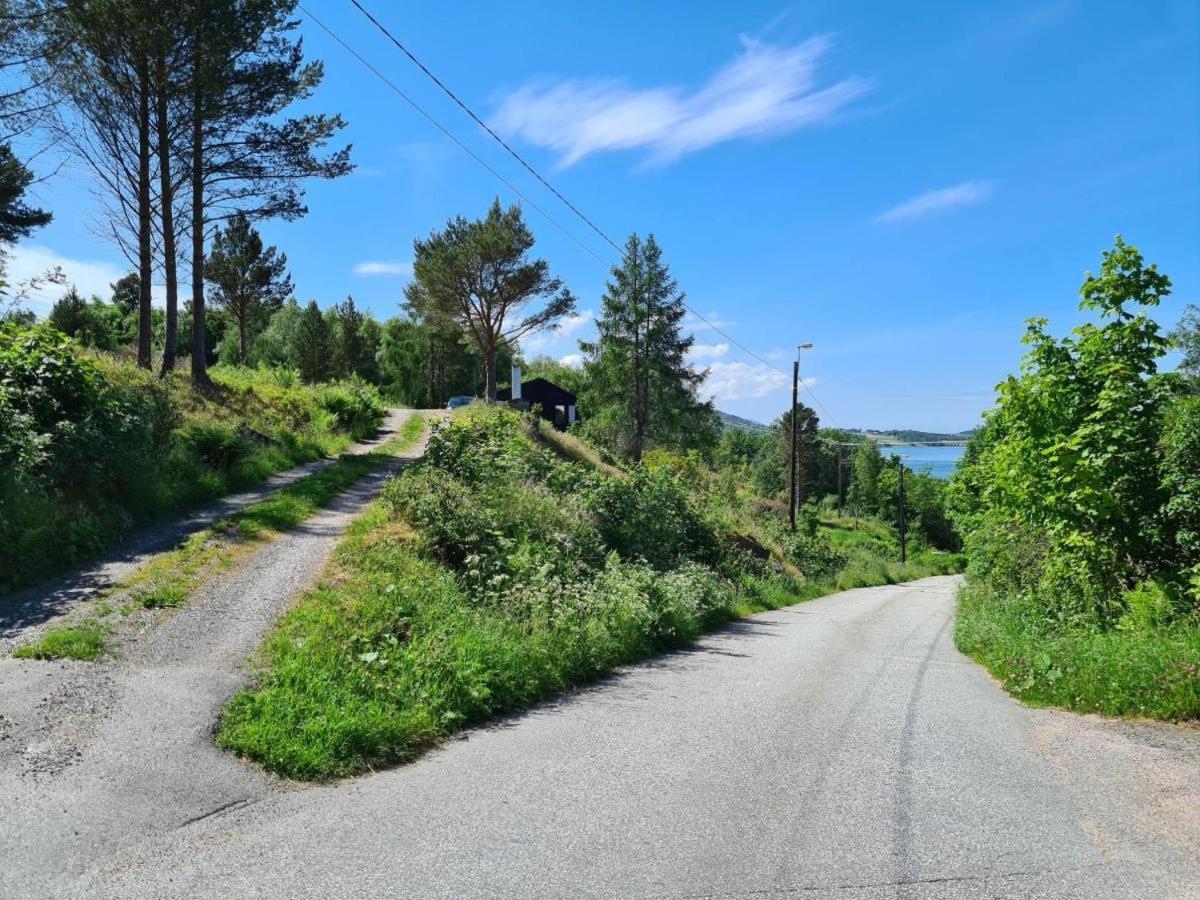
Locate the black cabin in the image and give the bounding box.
[497,377,578,430]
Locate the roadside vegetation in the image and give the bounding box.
[11,412,426,662]
[0,320,386,594]
[218,406,960,780]
[950,239,1200,721]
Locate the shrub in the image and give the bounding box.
[584,467,721,571]
[315,380,386,439]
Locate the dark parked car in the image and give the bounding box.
[446,395,474,410]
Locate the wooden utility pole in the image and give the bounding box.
[789,359,799,532]
[898,457,907,565]
[836,445,844,517]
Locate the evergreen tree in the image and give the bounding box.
[48,286,89,337]
[293,299,331,383]
[406,199,574,400]
[183,0,351,388]
[331,295,367,378]
[0,143,51,246]
[204,213,292,363]
[580,233,717,461]
[40,0,157,368]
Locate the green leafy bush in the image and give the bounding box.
[0,324,386,593]
[585,467,722,571]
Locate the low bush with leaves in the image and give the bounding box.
[0,323,385,593]
[949,239,1200,720]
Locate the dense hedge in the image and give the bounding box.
[0,322,384,592]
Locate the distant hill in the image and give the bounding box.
[718,410,770,433]
[847,428,976,445]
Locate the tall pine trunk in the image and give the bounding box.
[238,309,248,363]
[189,43,209,388]
[156,45,178,376]
[484,341,497,401]
[136,56,153,370]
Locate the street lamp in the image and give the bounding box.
[790,343,813,531]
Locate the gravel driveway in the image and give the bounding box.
[0,407,414,654]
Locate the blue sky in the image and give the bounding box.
[11,0,1199,430]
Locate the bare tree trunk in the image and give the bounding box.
[155,45,178,375]
[484,341,497,401]
[189,55,209,388]
[136,56,152,370]
[238,309,247,363]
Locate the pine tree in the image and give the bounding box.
[331,295,366,379]
[580,233,717,461]
[183,0,351,388]
[406,199,574,400]
[293,299,331,383]
[205,213,292,364]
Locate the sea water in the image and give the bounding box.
[878,444,966,479]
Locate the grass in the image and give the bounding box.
[218,502,786,780]
[525,420,627,480]
[10,413,427,663]
[955,581,1200,721]
[14,620,109,661]
[216,412,962,782]
[216,501,953,782]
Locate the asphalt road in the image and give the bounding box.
[3,573,1196,898]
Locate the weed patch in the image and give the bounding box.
[218,407,953,780]
[14,620,109,661]
[955,582,1200,720]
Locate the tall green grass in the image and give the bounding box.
[955,582,1200,720]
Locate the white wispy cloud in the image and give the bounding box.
[555,309,594,337]
[4,244,139,313]
[688,341,730,361]
[874,181,992,224]
[491,35,870,168]
[353,260,413,277]
[523,309,595,353]
[701,361,805,402]
[559,353,584,369]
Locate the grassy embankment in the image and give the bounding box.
[13,412,427,662]
[955,582,1200,721]
[1,324,388,594]
[218,406,962,781]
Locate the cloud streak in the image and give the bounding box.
[353,260,412,277]
[874,181,992,224]
[700,361,805,402]
[491,36,870,168]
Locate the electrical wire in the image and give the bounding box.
[321,1,847,427]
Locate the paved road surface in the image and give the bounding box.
[0,408,413,654]
[2,573,1196,898]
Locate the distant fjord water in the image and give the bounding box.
[878,443,966,479]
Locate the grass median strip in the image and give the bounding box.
[217,407,962,781]
[11,413,427,663]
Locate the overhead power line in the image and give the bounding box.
[322,1,846,428]
[298,4,612,270]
